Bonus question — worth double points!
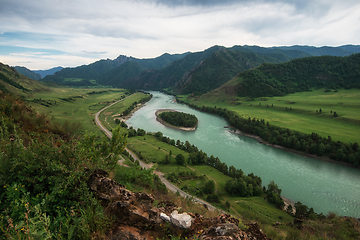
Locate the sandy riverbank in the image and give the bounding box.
[113,103,146,123]
[155,109,197,131]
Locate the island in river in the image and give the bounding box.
[155,109,198,131]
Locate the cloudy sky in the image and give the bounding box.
[0,0,359,70]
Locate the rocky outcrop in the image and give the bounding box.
[88,169,268,240]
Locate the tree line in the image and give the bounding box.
[176,98,360,167]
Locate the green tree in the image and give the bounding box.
[203,180,215,194]
[225,200,231,211]
[175,153,186,166]
[266,181,284,209]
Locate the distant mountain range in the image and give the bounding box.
[14,66,63,80]
[34,67,63,78]
[9,44,360,97]
[37,44,360,94]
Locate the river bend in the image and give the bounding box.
[127,91,360,217]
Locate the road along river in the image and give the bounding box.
[126,91,360,218]
[94,94,217,211]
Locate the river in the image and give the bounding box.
[127,91,360,217]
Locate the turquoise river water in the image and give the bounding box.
[127,91,360,217]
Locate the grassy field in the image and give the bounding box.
[99,93,150,131]
[127,135,190,164]
[125,133,295,227]
[180,89,360,143]
[27,87,147,135]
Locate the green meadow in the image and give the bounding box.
[27,87,146,134]
[124,132,298,236]
[181,89,360,143]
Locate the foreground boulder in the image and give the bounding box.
[170,210,192,228]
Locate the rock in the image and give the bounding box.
[294,219,303,225]
[170,210,192,229]
[160,213,170,222]
[245,222,268,239]
[110,226,147,240]
[200,223,249,240]
[215,223,240,236]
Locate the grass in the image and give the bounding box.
[126,133,295,229]
[181,89,360,143]
[127,135,190,164]
[190,165,231,195]
[27,87,146,135]
[230,196,293,225]
[98,93,149,131]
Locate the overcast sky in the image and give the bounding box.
[1,0,359,70]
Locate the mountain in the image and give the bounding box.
[42,52,189,86]
[172,46,308,94]
[113,45,224,90]
[13,66,42,80]
[274,45,360,57]
[34,66,63,78]
[41,44,360,94]
[117,45,314,94]
[98,61,146,87]
[199,53,360,100]
[0,63,49,95]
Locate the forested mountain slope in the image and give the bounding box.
[201,53,360,99]
[42,52,188,86]
[0,63,49,95]
[172,47,298,94]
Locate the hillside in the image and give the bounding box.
[13,66,42,80]
[173,47,297,94]
[0,63,49,96]
[201,53,360,100]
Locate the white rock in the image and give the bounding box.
[170,210,192,229]
[160,212,170,222]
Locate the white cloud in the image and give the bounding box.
[0,0,359,69]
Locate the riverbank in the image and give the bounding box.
[115,103,146,123]
[155,109,197,131]
[228,128,358,169]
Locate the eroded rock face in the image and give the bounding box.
[88,169,161,229]
[88,169,268,240]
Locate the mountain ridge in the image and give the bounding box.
[37,44,360,94]
[198,53,360,101]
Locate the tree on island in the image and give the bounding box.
[158,111,198,128]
